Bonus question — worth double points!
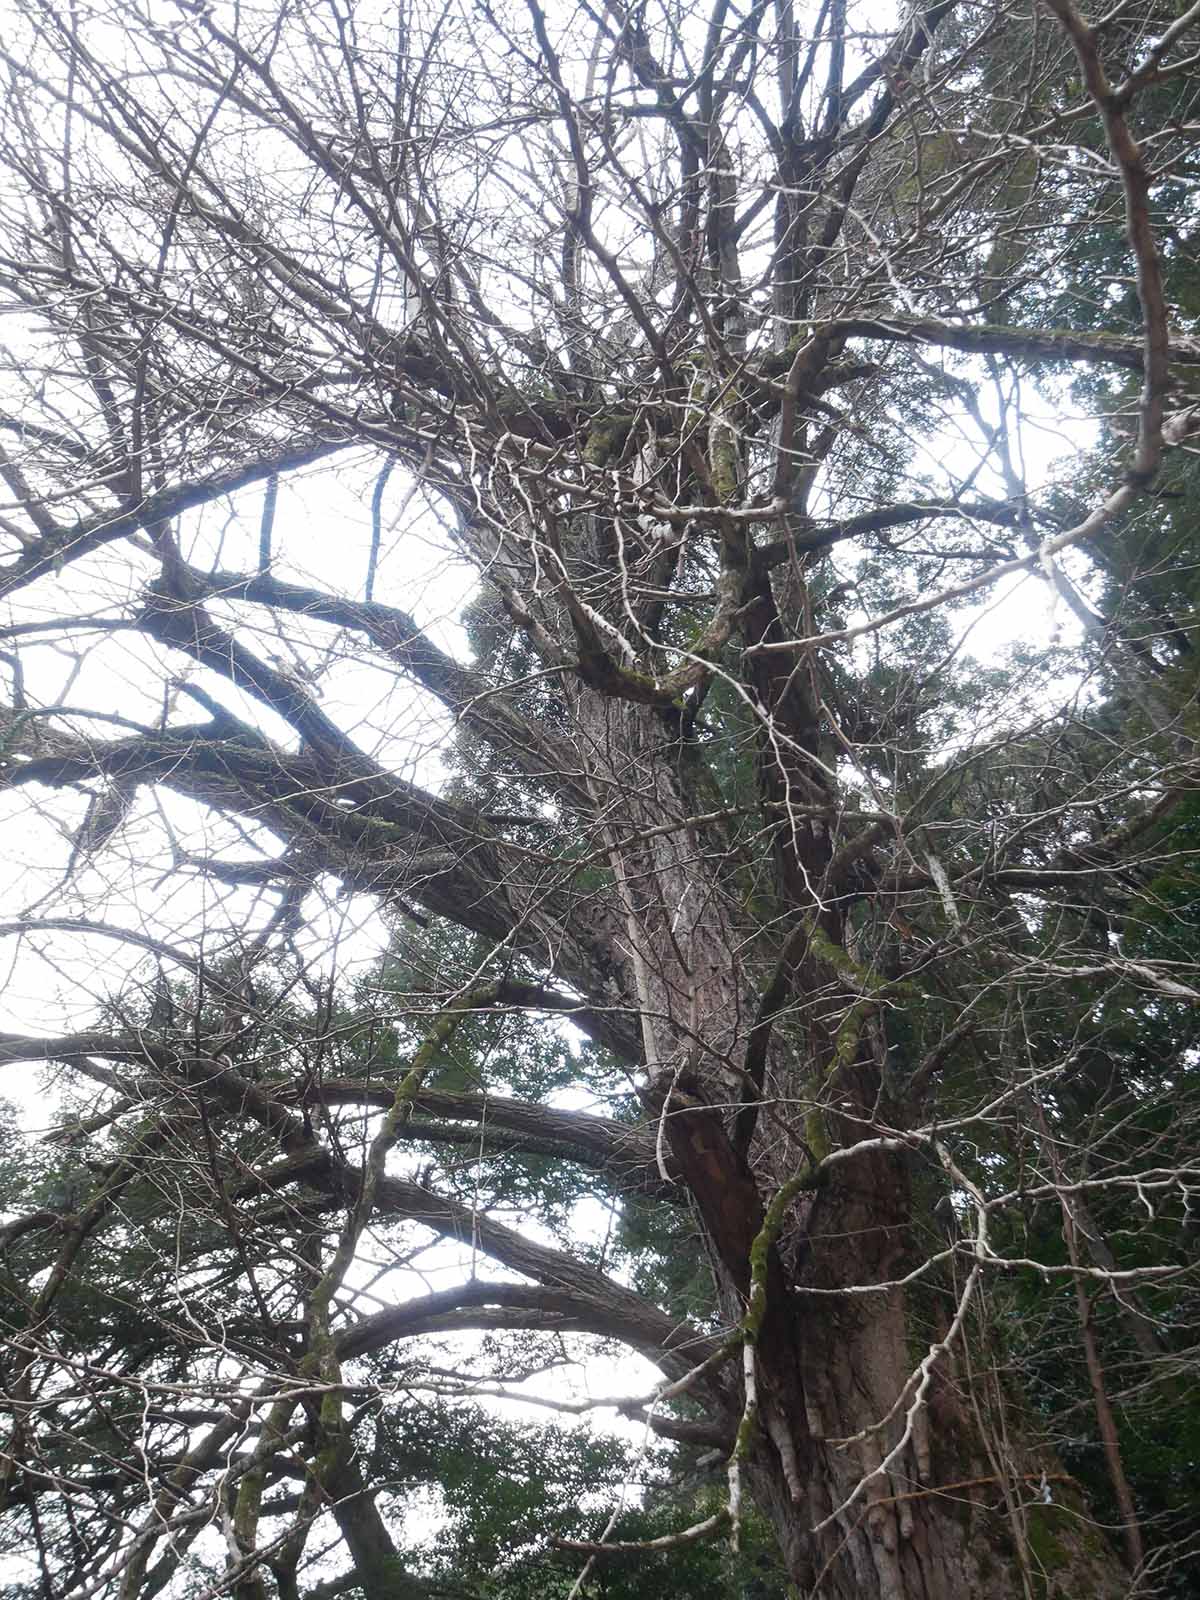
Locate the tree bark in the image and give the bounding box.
[580,706,1128,1597]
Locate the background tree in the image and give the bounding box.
[0,0,1199,1596]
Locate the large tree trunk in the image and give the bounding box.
[710,1057,1126,1597]
[582,692,1127,1596]
[769,1157,1125,1597]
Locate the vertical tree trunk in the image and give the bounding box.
[694,1094,1129,1597]
[762,1166,1127,1598]
[580,701,1127,1596]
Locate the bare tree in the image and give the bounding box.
[0,0,1198,1595]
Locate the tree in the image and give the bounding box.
[0,0,1198,1595]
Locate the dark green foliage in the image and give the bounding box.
[344,1399,788,1598]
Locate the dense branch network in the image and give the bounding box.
[0,0,1198,1596]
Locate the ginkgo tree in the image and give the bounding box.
[0,0,1199,1595]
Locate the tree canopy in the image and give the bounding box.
[0,0,1199,1596]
